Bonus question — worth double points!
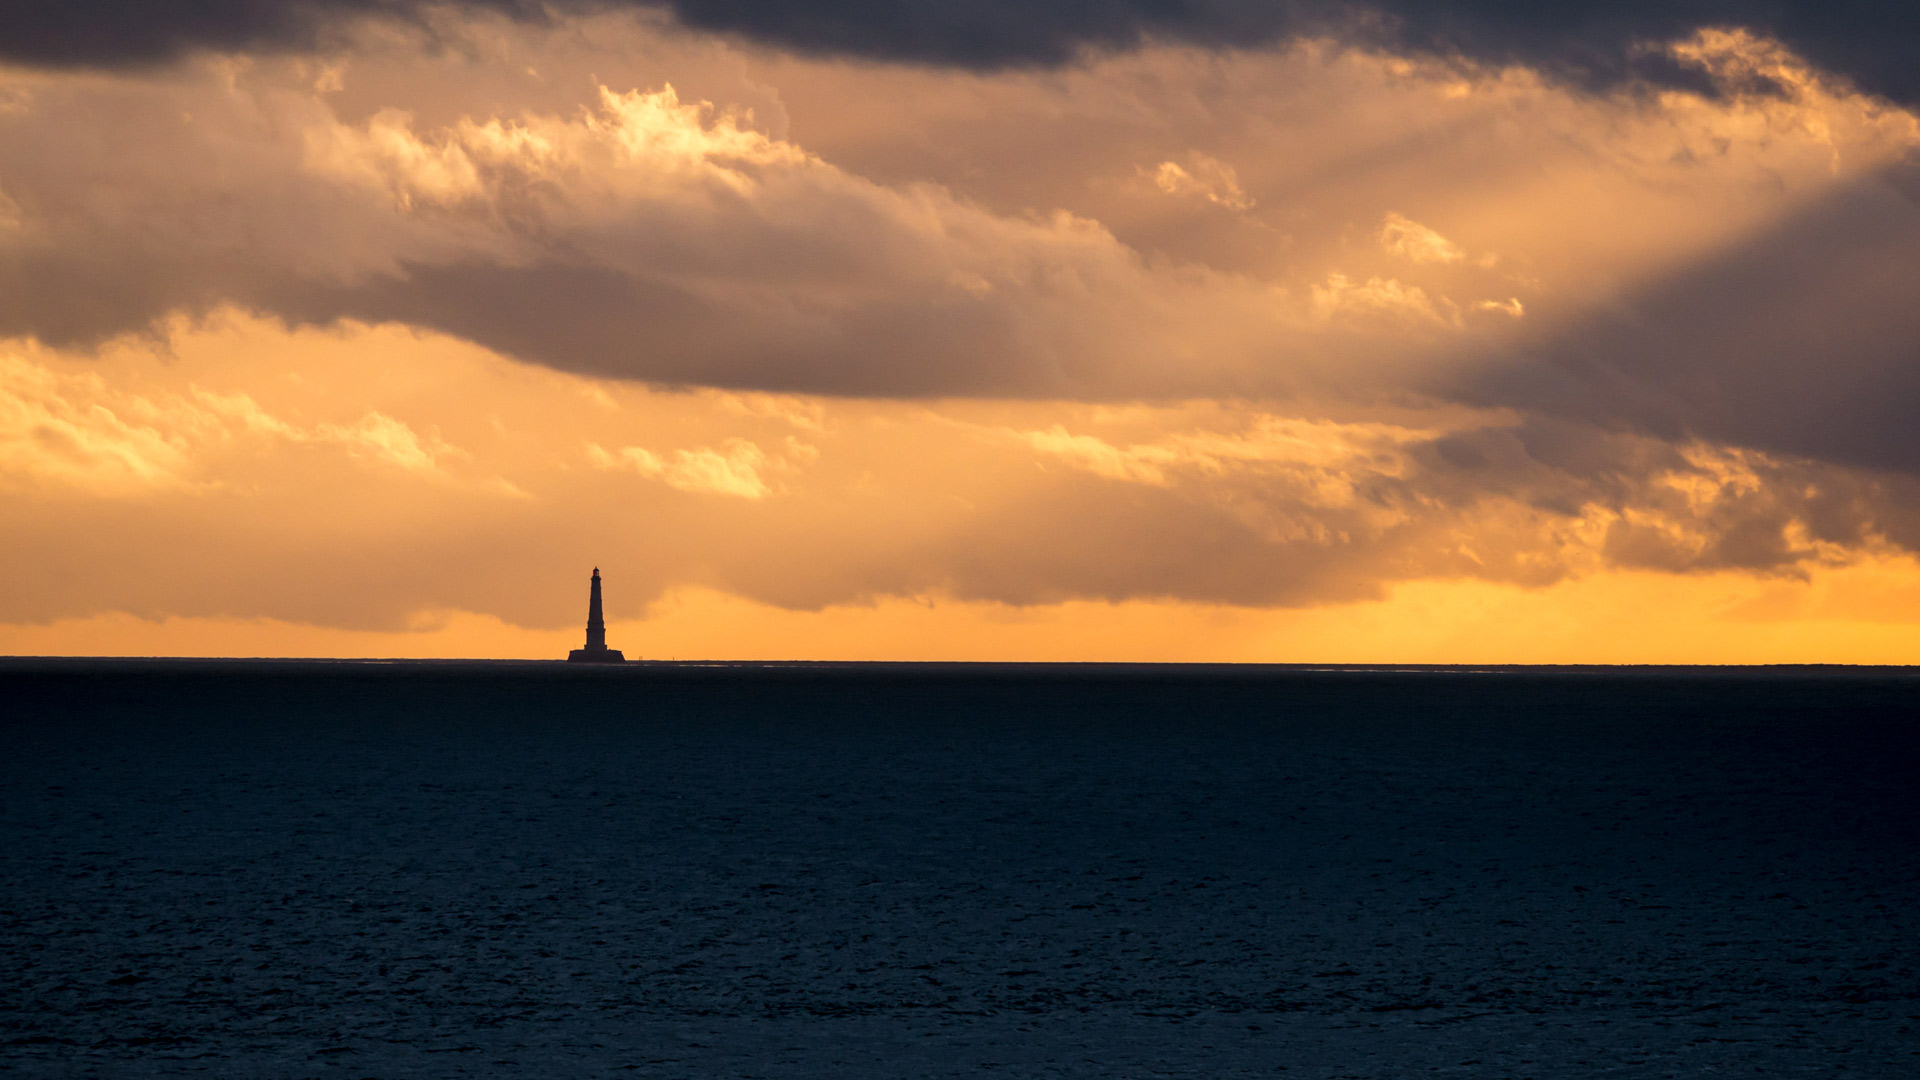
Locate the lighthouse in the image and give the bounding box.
[566,568,626,663]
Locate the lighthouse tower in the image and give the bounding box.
[566,568,626,663]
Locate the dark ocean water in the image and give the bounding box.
[2,660,1918,1077]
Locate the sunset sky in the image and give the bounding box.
[3,1,1919,661]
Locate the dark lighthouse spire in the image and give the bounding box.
[585,567,607,652]
[567,567,626,663]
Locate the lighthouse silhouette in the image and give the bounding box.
[566,568,626,663]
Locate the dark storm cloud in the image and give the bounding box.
[0,0,376,66]
[0,1,549,67]
[1456,159,1920,475]
[2,1,1917,104]
[0,244,1215,401]
[263,262,1061,398]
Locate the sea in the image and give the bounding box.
[2,659,1917,1077]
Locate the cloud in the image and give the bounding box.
[2,1,1917,110]
[0,60,1336,398]
[589,438,776,498]
[7,313,1920,640]
[665,2,1920,109]
[318,410,462,470]
[0,19,1909,412]
[287,82,1173,397]
[1148,154,1253,210]
[1457,160,1920,475]
[1380,212,1466,264]
[3,13,1920,650]
[1311,273,1454,326]
[0,337,491,501]
[0,352,451,498]
[0,10,1916,675]
[0,350,200,495]
[1018,416,1419,505]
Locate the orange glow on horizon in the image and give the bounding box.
[6,558,1920,666]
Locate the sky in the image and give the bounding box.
[2,1,1918,662]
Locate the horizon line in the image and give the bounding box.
[3,656,1917,674]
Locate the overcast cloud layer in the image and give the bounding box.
[3,1,1919,107]
[1,9,1918,653]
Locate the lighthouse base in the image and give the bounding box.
[566,648,627,663]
